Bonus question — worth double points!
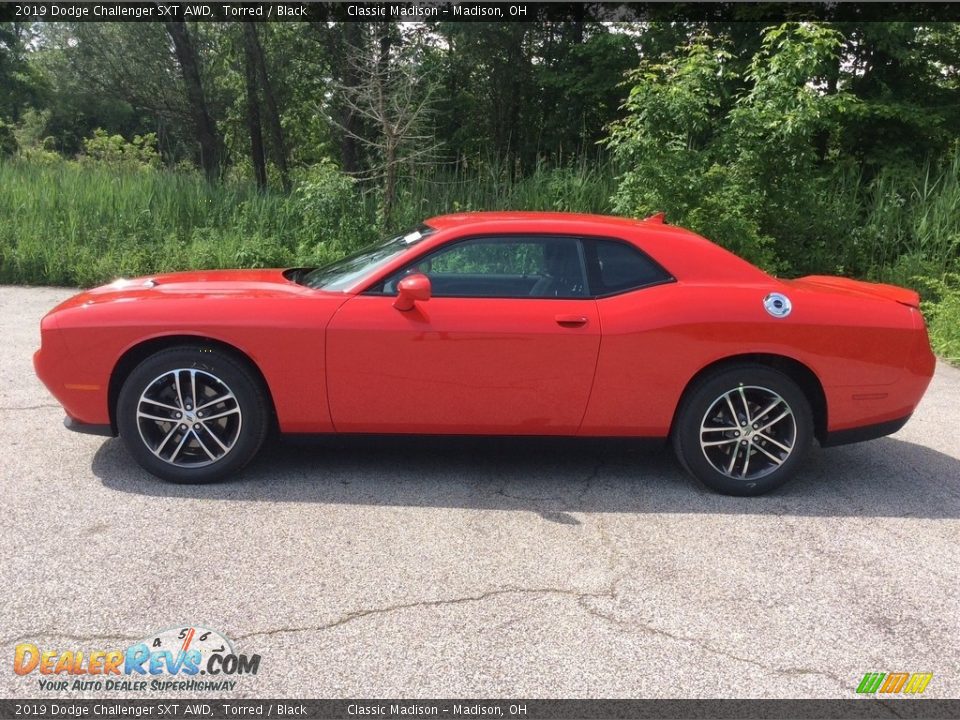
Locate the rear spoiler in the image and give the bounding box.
[797,275,921,309]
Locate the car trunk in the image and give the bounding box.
[785,275,921,308]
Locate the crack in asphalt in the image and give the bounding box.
[576,455,606,504]
[576,510,849,691]
[493,454,606,505]
[1,632,140,646]
[231,580,849,691]
[575,597,848,689]
[1,404,61,411]
[233,502,848,690]
[233,586,612,641]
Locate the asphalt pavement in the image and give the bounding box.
[1,285,958,700]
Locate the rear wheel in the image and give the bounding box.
[116,346,269,483]
[672,365,813,496]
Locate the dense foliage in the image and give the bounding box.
[1,18,959,360]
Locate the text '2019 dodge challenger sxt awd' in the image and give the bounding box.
[34,212,935,495]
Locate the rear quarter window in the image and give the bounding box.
[588,239,673,296]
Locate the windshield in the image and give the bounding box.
[300,225,434,291]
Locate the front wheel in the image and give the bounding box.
[672,365,813,496]
[116,346,269,483]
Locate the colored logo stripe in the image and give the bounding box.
[903,673,933,694]
[856,673,886,693]
[880,673,909,693]
[857,672,932,694]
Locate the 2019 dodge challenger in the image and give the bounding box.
[33,212,936,495]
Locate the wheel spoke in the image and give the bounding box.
[152,424,179,458]
[173,371,186,410]
[757,409,791,434]
[197,393,235,412]
[724,393,739,424]
[752,398,783,424]
[741,441,752,477]
[726,444,739,475]
[137,411,177,423]
[702,437,739,447]
[756,432,792,453]
[199,421,230,453]
[701,425,740,433]
[140,398,181,413]
[191,429,216,460]
[752,441,785,466]
[190,370,198,410]
[738,386,752,423]
[200,407,240,422]
[168,429,191,463]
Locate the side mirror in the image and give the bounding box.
[393,273,431,311]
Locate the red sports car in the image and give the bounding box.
[33,212,935,495]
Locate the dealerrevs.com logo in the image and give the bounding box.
[13,626,260,692]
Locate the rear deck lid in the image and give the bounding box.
[787,275,921,308]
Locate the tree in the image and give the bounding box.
[244,23,289,190]
[335,23,440,226]
[164,20,223,179]
[1,23,33,120]
[608,24,858,272]
[834,22,960,167]
[26,23,187,156]
[241,24,267,190]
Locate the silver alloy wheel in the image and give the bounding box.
[136,368,242,468]
[699,384,797,481]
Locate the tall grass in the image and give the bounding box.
[1,153,958,361]
[0,157,618,287]
[860,153,960,280]
[0,161,310,286]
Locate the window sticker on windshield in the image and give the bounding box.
[402,231,423,244]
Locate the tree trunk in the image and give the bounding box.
[312,21,360,174]
[506,29,525,174]
[165,20,222,181]
[382,136,397,228]
[242,28,267,191]
[377,23,396,227]
[245,24,290,191]
[339,22,362,174]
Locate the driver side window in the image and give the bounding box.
[382,236,587,299]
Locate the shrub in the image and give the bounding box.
[81,129,160,168]
[0,120,18,158]
[292,160,376,257]
[607,24,858,274]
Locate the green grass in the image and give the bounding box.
[928,291,960,365]
[0,156,617,288]
[0,160,317,287]
[0,154,957,362]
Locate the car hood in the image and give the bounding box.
[50,269,316,312]
[784,275,921,308]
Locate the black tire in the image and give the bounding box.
[116,346,269,483]
[672,364,813,496]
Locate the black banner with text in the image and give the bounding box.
[5,2,960,23]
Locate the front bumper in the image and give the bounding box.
[64,416,115,437]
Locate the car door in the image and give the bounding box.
[325,235,601,434]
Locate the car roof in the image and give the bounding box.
[423,211,704,243]
[424,211,650,229]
